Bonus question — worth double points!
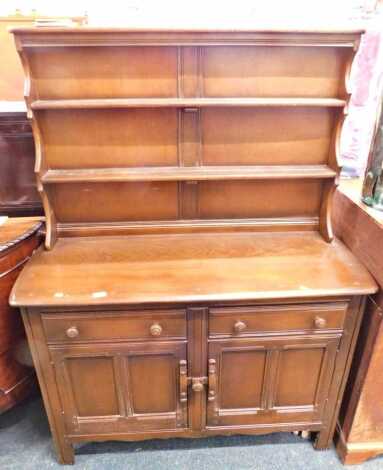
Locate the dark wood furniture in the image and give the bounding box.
[0,217,43,412]
[333,180,383,464]
[0,106,43,216]
[10,27,377,464]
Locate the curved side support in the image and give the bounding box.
[13,35,57,250]
[321,42,359,243]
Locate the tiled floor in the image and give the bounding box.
[1,396,383,470]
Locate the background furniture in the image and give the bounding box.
[333,179,383,464]
[10,26,377,464]
[0,105,42,216]
[0,217,43,412]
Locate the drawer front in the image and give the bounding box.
[209,303,347,337]
[42,309,186,343]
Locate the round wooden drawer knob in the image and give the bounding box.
[314,316,327,329]
[234,320,247,333]
[150,323,163,337]
[66,326,79,339]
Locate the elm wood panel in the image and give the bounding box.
[198,179,323,219]
[10,232,377,308]
[274,346,332,407]
[207,335,340,428]
[66,356,119,417]
[129,354,176,414]
[49,182,179,223]
[208,303,347,337]
[49,341,187,435]
[218,348,266,409]
[0,112,42,216]
[42,309,187,343]
[27,46,178,99]
[201,108,338,166]
[37,108,178,169]
[202,46,353,98]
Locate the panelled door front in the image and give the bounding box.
[49,341,188,435]
[206,335,340,429]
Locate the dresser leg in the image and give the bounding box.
[313,429,333,450]
[55,439,75,465]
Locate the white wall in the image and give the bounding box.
[0,0,376,24]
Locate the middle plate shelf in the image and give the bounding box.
[30,97,347,110]
[41,165,336,183]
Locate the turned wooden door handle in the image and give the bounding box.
[314,316,327,328]
[191,378,204,392]
[179,360,188,403]
[66,326,79,338]
[208,359,217,402]
[149,323,163,336]
[234,320,247,333]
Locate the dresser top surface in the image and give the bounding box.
[10,232,377,307]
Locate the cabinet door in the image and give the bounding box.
[49,341,187,435]
[207,336,339,428]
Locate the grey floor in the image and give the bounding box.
[1,396,383,470]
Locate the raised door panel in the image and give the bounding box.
[202,46,351,98]
[65,356,119,417]
[272,341,339,419]
[50,341,187,435]
[217,347,267,410]
[128,353,176,414]
[207,336,340,429]
[28,46,178,99]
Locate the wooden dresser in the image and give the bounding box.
[9,27,377,464]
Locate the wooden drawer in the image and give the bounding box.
[42,309,186,343]
[209,303,347,337]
